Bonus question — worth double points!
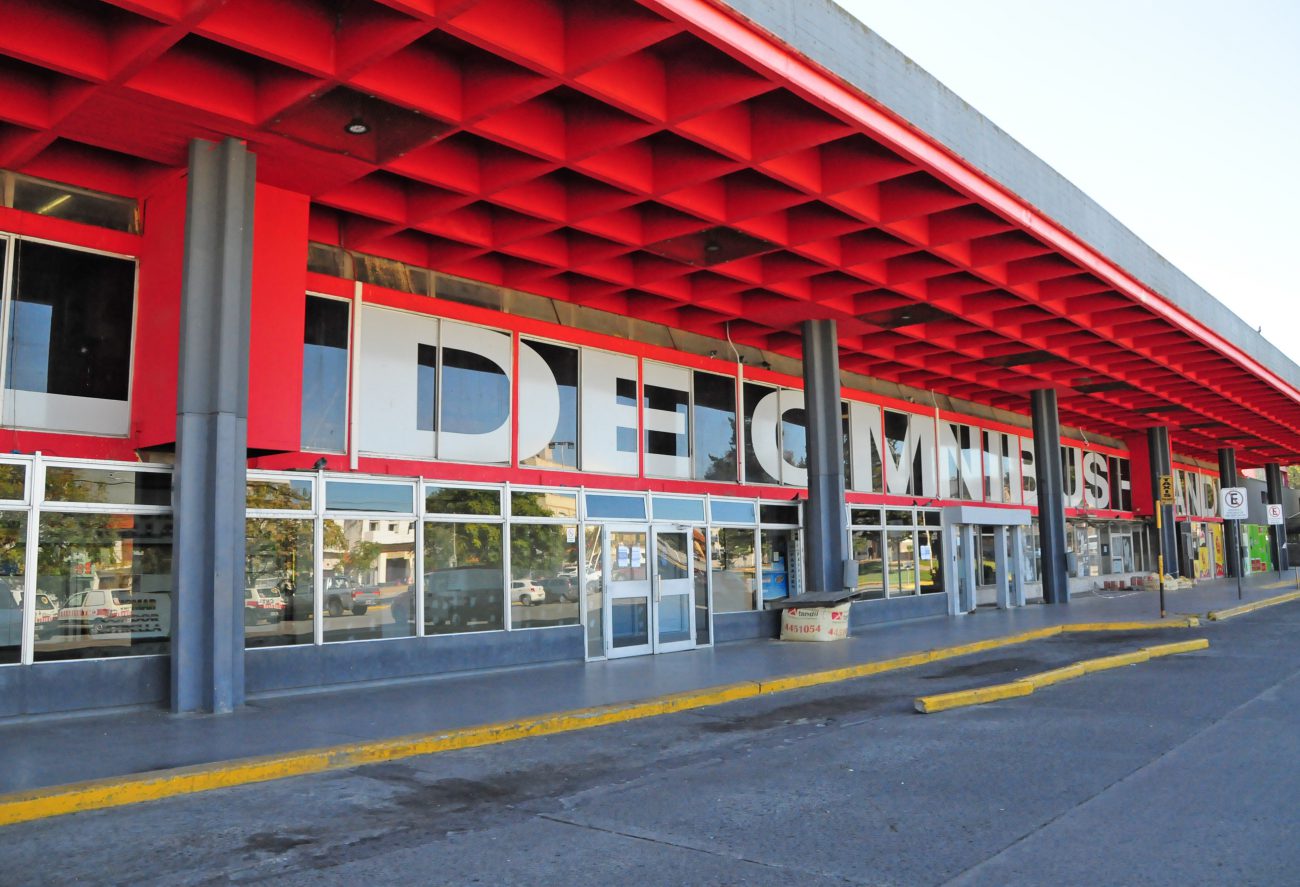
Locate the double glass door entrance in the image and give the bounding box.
[605,525,695,658]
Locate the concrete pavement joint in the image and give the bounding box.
[913,638,1210,713]
[0,618,1200,827]
[1206,589,1300,621]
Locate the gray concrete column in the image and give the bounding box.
[1265,463,1289,572]
[1217,447,1242,578]
[800,319,848,594]
[1030,389,1069,604]
[171,138,255,714]
[1147,427,1178,578]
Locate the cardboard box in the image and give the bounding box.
[780,603,850,642]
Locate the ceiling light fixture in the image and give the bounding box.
[344,117,370,135]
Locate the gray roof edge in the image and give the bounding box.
[720,0,1300,394]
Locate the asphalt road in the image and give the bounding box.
[4,605,1299,886]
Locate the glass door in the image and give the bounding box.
[605,526,652,658]
[653,526,696,653]
[602,525,697,658]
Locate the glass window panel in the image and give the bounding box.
[424,486,501,516]
[610,597,649,649]
[694,527,709,645]
[584,493,646,520]
[884,410,911,489]
[939,422,962,499]
[921,510,941,526]
[609,529,648,582]
[423,521,504,634]
[693,371,737,482]
[711,527,756,613]
[652,496,705,522]
[851,507,882,527]
[584,526,603,657]
[511,491,578,520]
[887,529,917,596]
[852,529,884,600]
[959,425,980,501]
[655,530,689,581]
[643,361,690,478]
[321,519,415,641]
[301,296,350,452]
[982,431,1000,502]
[12,177,138,232]
[0,463,25,501]
[34,514,172,661]
[841,402,852,489]
[521,339,578,469]
[44,467,170,507]
[244,518,314,648]
[743,382,780,485]
[780,400,808,481]
[918,528,944,594]
[885,509,913,527]
[510,524,579,629]
[759,504,800,525]
[246,478,312,511]
[760,529,792,602]
[710,499,755,524]
[439,336,510,436]
[980,528,998,585]
[9,240,135,403]
[325,481,413,513]
[0,512,26,664]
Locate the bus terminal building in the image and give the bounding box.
[0,0,1296,716]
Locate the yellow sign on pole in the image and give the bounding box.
[1158,474,1175,505]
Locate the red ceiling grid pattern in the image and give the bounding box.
[0,0,1296,466]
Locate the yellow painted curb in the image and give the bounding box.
[1207,590,1300,621]
[915,637,1208,714]
[1081,649,1151,672]
[0,617,1200,827]
[914,681,1033,713]
[0,680,760,828]
[1014,662,1086,689]
[1146,638,1210,657]
[1060,616,1199,631]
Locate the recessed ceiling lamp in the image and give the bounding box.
[344,117,370,135]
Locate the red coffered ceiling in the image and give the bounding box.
[1,0,1296,465]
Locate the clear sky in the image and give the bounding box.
[834,1,1300,363]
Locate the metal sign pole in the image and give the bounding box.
[1236,519,1243,601]
[1156,474,1173,620]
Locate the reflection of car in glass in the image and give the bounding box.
[540,576,579,604]
[324,575,379,618]
[243,587,285,626]
[33,591,58,638]
[57,589,132,634]
[424,567,504,631]
[510,579,545,605]
[0,583,22,647]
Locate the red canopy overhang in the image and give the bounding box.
[1,0,1296,466]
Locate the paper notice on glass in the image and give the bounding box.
[631,546,643,568]
[566,526,577,543]
[919,545,932,560]
[617,544,630,568]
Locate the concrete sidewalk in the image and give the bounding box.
[0,573,1293,798]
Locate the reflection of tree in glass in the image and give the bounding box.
[246,480,312,510]
[337,538,381,576]
[703,416,738,482]
[245,518,311,590]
